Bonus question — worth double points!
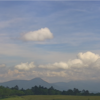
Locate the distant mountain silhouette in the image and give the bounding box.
[0,77,62,90]
[53,80,100,92]
[0,78,100,92]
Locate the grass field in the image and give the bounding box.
[1,95,100,100]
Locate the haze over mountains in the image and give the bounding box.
[0,77,100,93]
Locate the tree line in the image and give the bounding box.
[0,85,100,98]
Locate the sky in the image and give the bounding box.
[0,1,100,83]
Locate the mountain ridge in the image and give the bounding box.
[0,77,63,90]
[0,78,100,92]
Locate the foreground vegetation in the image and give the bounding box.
[0,85,100,99]
[1,95,100,100]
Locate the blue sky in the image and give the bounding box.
[0,1,100,82]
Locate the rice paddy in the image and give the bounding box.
[1,95,100,100]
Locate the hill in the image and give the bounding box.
[0,78,100,92]
[0,77,62,90]
[53,80,100,92]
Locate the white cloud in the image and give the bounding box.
[67,59,83,68]
[78,51,100,66]
[39,51,100,69]
[39,62,68,69]
[21,27,53,41]
[39,59,83,70]
[0,69,25,82]
[1,51,100,82]
[7,69,24,77]
[53,62,68,69]
[15,62,35,70]
[92,58,100,69]
[0,64,6,68]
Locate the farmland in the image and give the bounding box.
[1,95,100,100]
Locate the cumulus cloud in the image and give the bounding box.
[0,64,6,68]
[39,62,68,69]
[15,62,35,70]
[78,51,100,66]
[21,27,53,41]
[1,51,100,82]
[39,51,100,70]
[39,60,83,70]
[67,59,83,68]
[92,58,100,69]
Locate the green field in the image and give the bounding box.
[1,95,100,100]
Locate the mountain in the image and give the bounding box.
[51,82,68,91]
[0,78,100,92]
[0,77,62,90]
[53,81,100,93]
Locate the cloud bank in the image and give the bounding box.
[39,51,100,69]
[14,51,100,71]
[21,27,53,41]
[1,51,100,82]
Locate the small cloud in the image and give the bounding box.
[0,64,6,68]
[15,62,35,70]
[21,27,53,41]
